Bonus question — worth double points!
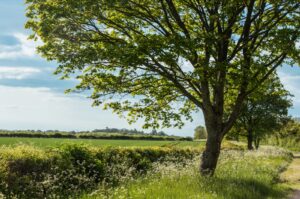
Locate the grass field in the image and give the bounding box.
[0,138,292,199]
[0,137,205,148]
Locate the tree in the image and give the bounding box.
[25,0,300,176]
[229,75,292,150]
[150,129,158,135]
[269,118,300,148]
[194,125,207,140]
[158,131,167,136]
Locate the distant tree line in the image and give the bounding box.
[92,127,145,134]
[0,129,192,141]
[2,127,167,136]
[91,127,168,136]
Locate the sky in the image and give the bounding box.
[0,1,299,137]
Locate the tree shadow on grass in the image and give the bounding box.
[293,154,300,159]
[201,177,289,199]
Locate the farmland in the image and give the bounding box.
[0,135,298,199]
[0,134,298,199]
[0,137,204,148]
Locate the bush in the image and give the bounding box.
[265,119,300,151]
[0,144,199,198]
[194,126,207,140]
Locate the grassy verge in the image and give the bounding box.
[83,147,292,199]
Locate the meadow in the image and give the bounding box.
[0,134,296,199]
[0,137,204,148]
[81,146,294,199]
[0,137,295,199]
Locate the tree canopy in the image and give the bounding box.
[228,74,292,149]
[25,0,300,175]
[26,0,300,129]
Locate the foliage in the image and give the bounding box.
[266,119,300,151]
[24,0,300,129]
[0,130,192,141]
[0,143,288,198]
[0,128,165,135]
[228,75,292,149]
[82,147,292,199]
[0,144,199,198]
[25,0,300,174]
[91,127,146,134]
[194,125,207,140]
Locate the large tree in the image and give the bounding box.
[228,74,292,150]
[25,0,300,175]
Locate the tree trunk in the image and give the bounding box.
[254,138,260,149]
[247,129,254,150]
[200,127,223,176]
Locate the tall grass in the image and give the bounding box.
[83,147,292,199]
[265,136,300,152]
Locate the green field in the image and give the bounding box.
[0,138,294,199]
[0,137,204,148]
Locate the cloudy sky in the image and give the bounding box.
[0,1,298,136]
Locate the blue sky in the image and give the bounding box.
[0,0,298,136]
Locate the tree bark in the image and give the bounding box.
[247,129,254,150]
[254,138,260,149]
[200,127,223,176]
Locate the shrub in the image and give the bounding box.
[0,144,199,198]
[194,126,207,140]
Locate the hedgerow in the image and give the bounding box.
[0,144,199,198]
[0,130,192,141]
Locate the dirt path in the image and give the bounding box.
[281,153,300,199]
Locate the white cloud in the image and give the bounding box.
[0,66,41,79]
[0,33,41,59]
[0,86,138,131]
[0,85,197,136]
[14,33,38,57]
[278,71,300,104]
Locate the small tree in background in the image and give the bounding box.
[269,118,300,149]
[229,75,292,150]
[194,126,207,140]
